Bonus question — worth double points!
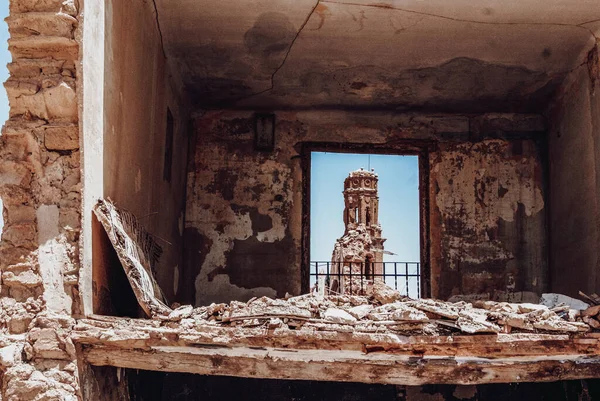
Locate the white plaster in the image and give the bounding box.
[80,0,105,316]
[37,205,72,313]
[37,205,59,245]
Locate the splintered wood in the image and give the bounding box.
[73,294,600,385]
[93,199,172,317]
[84,199,600,385]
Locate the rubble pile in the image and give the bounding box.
[159,292,597,336]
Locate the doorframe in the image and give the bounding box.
[300,141,433,298]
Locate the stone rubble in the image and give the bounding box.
[157,291,596,336]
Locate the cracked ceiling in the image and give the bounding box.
[155,0,600,112]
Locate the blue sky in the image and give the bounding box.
[0,0,9,233]
[310,152,421,263]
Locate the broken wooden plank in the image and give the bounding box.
[93,199,172,318]
[72,317,600,358]
[81,344,600,386]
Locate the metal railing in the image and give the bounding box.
[309,261,421,299]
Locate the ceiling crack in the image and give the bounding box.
[321,0,599,40]
[151,0,167,59]
[235,0,321,103]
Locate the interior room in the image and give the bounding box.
[86,0,600,399]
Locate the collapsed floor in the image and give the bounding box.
[67,199,600,390]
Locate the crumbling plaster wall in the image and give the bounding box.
[102,0,191,306]
[0,0,82,399]
[185,111,547,305]
[547,42,600,298]
[430,138,547,300]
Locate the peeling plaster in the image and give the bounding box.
[185,112,548,305]
[186,137,296,305]
[431,139,547,298]
[36,205,72,314]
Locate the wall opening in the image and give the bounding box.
[308,151,421,298]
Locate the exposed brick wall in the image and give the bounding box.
[0,1,81,399]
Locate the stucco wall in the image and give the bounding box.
[430,139,547,300]
[102,0,191,307]
[547,43,600,298]
[185,111,547,305]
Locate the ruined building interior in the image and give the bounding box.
[1,0,600,400]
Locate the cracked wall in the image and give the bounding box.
[0,0,81,399]
[155,0,598,111]
[547,42,600,298]
[185,111,547,305]
[101,0,191,308]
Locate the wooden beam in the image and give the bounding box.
[82,344,600,385]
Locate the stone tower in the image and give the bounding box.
[328,168,386,294]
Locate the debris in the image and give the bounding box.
[583,316,600,329]
[540,293,589,310]
[88,199,600,336]
[323,308,357,324]
[93,199,172,318]
[578,291,600,306]
[348,304,372,319]
[369,280,404,304]
[582,304,600,317]
[167,305,193,321]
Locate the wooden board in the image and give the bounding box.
[74,315,600,385]
[82,344,600,385]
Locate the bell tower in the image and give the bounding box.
[343,168,381,238]
[336,167,386,278]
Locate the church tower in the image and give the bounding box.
[341,168,385,276]
[327,168,386,294]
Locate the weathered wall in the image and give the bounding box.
[185,111,547,305]
[547,42,600,298]
[430,138,547,300]
[0,0,81,399]
[102,0,191,307]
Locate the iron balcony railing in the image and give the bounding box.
[309,261,421,299]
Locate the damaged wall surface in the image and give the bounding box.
[430,138,547,300]
[185,111,547,305]
[101,0,191,308]
[154,0,598,111]
[0,0,598,399]
[547,43,600,298]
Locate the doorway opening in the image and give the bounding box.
[308,151,422,298]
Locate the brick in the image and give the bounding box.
[1,223,37,248]
[0,160,32,187]
[44,125,78,150]
[10,0,77,16]
[6,12,76,39]
[2,270,42,288]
